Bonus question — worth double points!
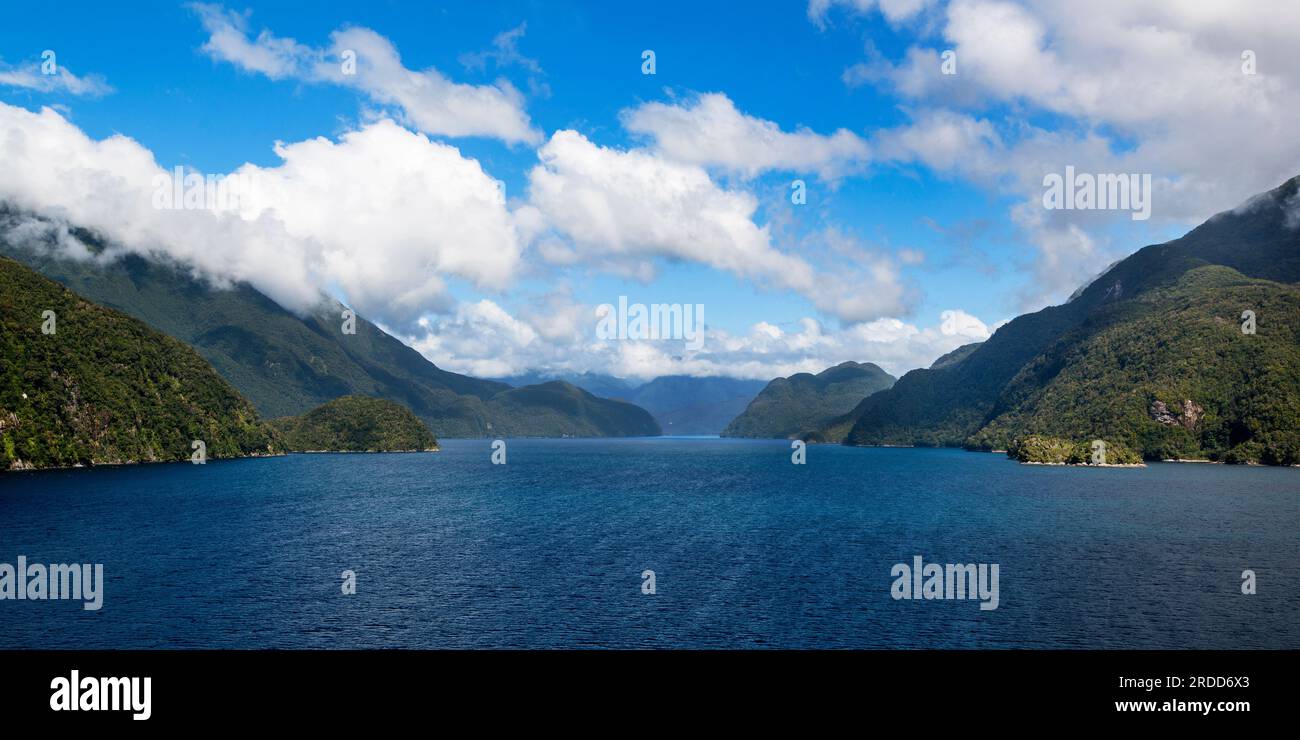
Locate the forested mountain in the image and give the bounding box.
[722,362,895,439]
[1,256,276,470]
[269,396,438,452]
[0,209,659,439]
[829,176,1300,464]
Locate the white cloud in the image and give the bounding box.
[234,119,525,323]
[192,4,313,79]
[406,295,990,381]
[459,23,543,75]
[407,299,541,379]
[873,108,1003,177]
[621,92,871,180]
[191,3,540,145]
[0,103,524,329]
[0,59,112,97]
[839,0,1300,308]
[527,129,818,294]
[798,227,914,323]
[809,0,937,27]
[877,0,1300,210]
[525,130,914,323]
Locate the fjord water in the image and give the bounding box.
[1,438,1296,649]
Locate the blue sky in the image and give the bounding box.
[2,1,1295,380]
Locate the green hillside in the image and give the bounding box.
[0,209,659,439]
[480,381,660,437]
[970,266,1300,464]
[722,361,895,439]
[496,373,765,435]
[0,256,277,470]
[833,175,1300,464]
[1007,435,1143,466]
[269,396,438,452]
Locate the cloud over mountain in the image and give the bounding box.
[0,103,524,329]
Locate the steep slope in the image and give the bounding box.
[269,396,438,452]
[0,256,276,470]
[0,210,658,439]
[969,266,1300,464]
[839,175,1300,453]
[722,361,895,439]
[929,342,982,370]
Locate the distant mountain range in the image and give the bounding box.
[722,361,895,439]
[495,373,767,435]
[0,207,659,439]
[817,175,1300,465]
[494,371,637,402]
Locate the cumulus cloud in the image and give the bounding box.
[525,130,914,323]
[835,0,1300,308]
[407,299,542,379]
[885,0,1300,205]
[527,129,818,293]
[621,92,871,180]
[872,107,1008,185]
[191,3,540,144]
[0,100,920,373]
[0,103,524,328]
[405,293,990,381]
[233,120,525,323]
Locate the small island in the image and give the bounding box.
[269,396,439,453]
[1007,435,1144,467]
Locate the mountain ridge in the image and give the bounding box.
[831,175,1300,464]
[0,256,278,470]
[496,372,766,435]
[0,207,660,439]
[722,361,896,439]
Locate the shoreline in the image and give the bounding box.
[11,439,1300,473]
[293,448,440,454]
[1019,461,1147,468]
[3,447,440,473]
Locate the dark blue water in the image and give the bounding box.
[1,439,1297,648]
